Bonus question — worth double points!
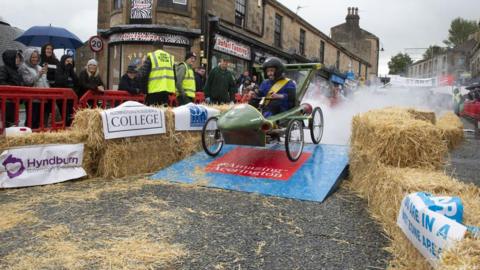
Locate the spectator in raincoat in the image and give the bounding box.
[194,66,206,92]
[119,64,142,95]
[453,88,464,116]
[19,48,49,129]
[55,55,78,126]
[78,59,105,98]
[0,50,25,127]
[203,58,236,104]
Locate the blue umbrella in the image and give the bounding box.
[14,25,84,49]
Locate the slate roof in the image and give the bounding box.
[0,17,26,66]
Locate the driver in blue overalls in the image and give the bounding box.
[249,57,296,117]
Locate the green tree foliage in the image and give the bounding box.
[423,45,447,60]
[388,53,413,75]
[443,18,479,48]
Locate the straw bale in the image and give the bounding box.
[347,151,480,269]
[407,108,436,124]
[0,130,96,177]
[351,108,448,170]
[436,112,464,150]
[71,108,105,152]
[98,134,177,179]
[97,108,203,178]
[440,238,480,270]
[72,104,228,179]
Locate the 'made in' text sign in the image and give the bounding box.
[397,192,467,267]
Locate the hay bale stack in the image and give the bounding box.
[347,156,480,269]
[351,108,448,170]
[0,130,95,177]
[349,107,478,269]
[72,106,230,179]
[407,108,436,124]
[436,112,464,150]
[96,109,203,179]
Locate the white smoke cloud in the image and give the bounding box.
[303,84,454,145]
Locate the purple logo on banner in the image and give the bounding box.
[2,155,25,179]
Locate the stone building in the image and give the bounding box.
[330,7,380,79]
[407,39,476,84]
[92,0,373,89]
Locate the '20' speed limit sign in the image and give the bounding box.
[89,36,103,53]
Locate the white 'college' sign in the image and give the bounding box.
[101,101,166,139]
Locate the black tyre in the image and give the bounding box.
[201,117,224,156]
[309,107,324,144]
[285,119,304,162]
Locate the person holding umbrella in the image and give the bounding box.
[40,43,60,87]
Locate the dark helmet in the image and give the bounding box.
[262,57,285,80]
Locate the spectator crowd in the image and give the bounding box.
[0,45,259,130]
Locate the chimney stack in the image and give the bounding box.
[345,7,360,29]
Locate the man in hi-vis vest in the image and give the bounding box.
[138,49,176,106]
[175,52,197,105]
[249,57,296,118]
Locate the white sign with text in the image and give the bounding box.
[173,103,220,131]
[397,192,467,267]
[214,34,251,60]
[0,144,86,188]
[101,101,166,139]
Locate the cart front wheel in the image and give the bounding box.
[285,119,304,162]
[309,107,324,144]
[202,117,224,156]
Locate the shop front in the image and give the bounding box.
[210,34,252,78]
[105,30,198,89]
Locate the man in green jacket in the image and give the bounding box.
[204,58,237,104]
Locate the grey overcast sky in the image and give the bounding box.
[1,0,479,75]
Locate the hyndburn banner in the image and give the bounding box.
[0,144,86,188]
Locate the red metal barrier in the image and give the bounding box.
[0,85,78,133]
[168,94,178,107]
[78,90,145,109]
[235,93,242,103]
[194,92,205,104]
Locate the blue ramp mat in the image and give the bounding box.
[150,144,349,202]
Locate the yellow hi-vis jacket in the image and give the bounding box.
[180,62,196,99]
[147,50,176,94]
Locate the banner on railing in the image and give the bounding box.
[101,101,166,139]
[397,192,467,267]
[0,144,86,188]
[173,103,220,131]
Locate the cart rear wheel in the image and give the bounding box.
[202,117,224,156]
[285,119,304,162]
[309,107,324,144]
